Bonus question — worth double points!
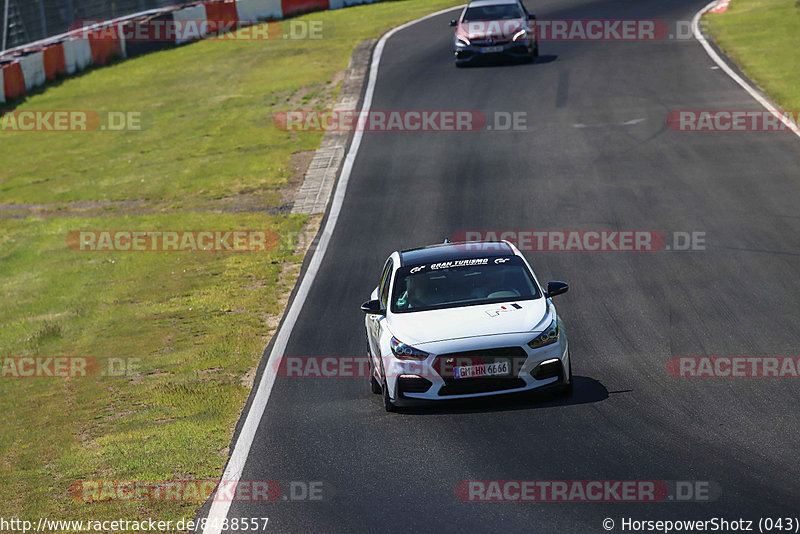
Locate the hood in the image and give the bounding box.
[387,298,549,346]
[457,19,525,42]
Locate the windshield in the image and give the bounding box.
[463,4,523,21]
[391,256,541,313]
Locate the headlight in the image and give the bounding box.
[456,37,470,47]
[527,317,559,350]
[390,337,430,361]
[512,29,527,41]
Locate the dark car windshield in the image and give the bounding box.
[391,256,541,314]
[463,4,523,21]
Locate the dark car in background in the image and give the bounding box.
[451,0,539,67]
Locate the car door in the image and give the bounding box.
[367,258,393,368]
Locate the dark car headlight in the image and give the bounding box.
[390,337,430,361]
[527,317,559,350]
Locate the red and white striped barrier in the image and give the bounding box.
[235,0,283,21]
[1,61,25,99]
[19,51,46,91]
[116,22,129,58]
[88,26,123,65]
[63,38,93,74]
[0,0,389,104]
[42,43,67,80]
[330,0,378,8]
[281,0,329,18]
[204,0,240,26]
[173,4,210,44]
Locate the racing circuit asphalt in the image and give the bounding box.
[208,0,800,531]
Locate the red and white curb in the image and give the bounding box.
[709,0,731,14]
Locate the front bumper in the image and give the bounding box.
[454,40,534,64]
[382,333,569,403]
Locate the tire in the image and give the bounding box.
[382,376,397,412]
[526,43,538,63]
[557,356,573,397]
[367,340,381,394]
[370,373,381,395]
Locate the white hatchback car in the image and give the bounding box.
[361,240,571,412]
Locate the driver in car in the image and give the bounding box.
[397,275,435,309]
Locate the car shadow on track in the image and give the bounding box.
[457,54,558,68]
[533,54,558,65]
[395,375,608,415]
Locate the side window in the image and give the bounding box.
[379,259,393,308]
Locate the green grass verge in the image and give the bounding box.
[705,0,800,112]
[0,0,461,529]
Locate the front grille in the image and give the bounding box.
[507,44,529,54]
[434,346,528,396]
[439,377,526,396]
[474,39,511,47]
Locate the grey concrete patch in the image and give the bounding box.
[291,38,377,215]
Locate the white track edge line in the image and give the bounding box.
[200,5,464,534]
[692,0,800,139]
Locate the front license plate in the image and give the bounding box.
[454,360,510,379]
[480,45,504,54]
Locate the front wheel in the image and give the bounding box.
[529,42,539,61]
[367,341,381,394]
[382,377,397,412]
[557,356,573,397]
[370,373,381,395]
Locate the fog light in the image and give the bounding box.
[398,375,432,394]
[531,358,562,380]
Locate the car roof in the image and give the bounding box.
[466,0,521,8]
[398,241,515,267]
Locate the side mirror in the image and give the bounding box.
[361,299,385,315]
[544,281,568,299]
[527,13,536,20]
[449,19,458,27]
